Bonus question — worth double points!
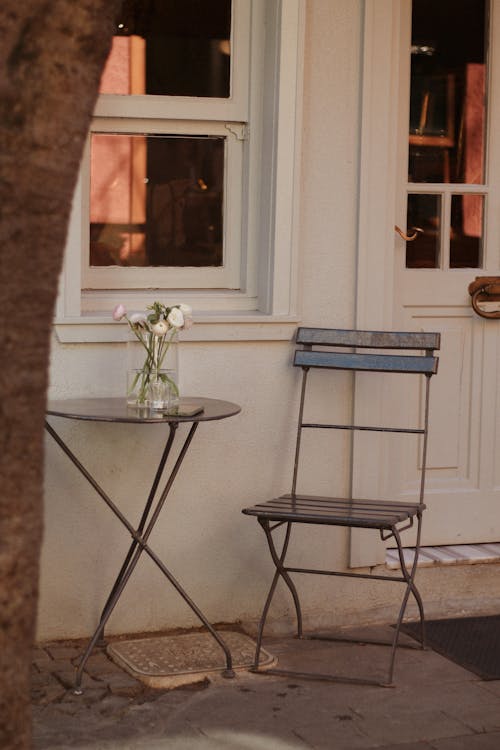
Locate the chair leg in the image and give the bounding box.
[393,523,427,647]
[252,518,426,686]
[387,526,426,685]
[252,520,303,670]
[262,520,303,637]
[252,568,280,670]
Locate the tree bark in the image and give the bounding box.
[0,1,121,746]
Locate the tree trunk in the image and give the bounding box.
[0,1,121,746]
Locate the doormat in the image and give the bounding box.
[401,614,500,680]
[108,631,276,689]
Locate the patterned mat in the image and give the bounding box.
[108,631,275,688]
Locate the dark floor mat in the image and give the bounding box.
[401,614,500,680]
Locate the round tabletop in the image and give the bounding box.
[46,397,241,424]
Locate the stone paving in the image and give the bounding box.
[32,625,500,749]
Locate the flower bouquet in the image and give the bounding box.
[113,301,193,408]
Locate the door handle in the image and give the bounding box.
[395,225,424,241]
[468,276,500,319]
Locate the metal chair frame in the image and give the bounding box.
[243,327,440,687]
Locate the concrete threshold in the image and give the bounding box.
[386,541,500,569]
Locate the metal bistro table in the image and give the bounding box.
[45,396,241,694]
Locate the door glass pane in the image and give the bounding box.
[409,0,487,184]
[90,134,224,268]
[450,194,484,267]
[100,0,232,97]
[406,194,441,268]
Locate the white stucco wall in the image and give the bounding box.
[38,0,500,643]
[299,0,361,329]
[38,0,364,641]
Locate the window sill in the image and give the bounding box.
[54,313,300,343]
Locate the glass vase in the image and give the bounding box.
[126,332,179,408]
[148,369,178,410]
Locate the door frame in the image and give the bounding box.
[353,0,500,565]
[350,0,411,567]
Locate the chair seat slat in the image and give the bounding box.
[277,493,423,510]
[248,499,420,516]
[248,507,411,522]
[243,511,411,529]
[242,494,422,529]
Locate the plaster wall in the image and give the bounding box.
[40,1,496,642]
[39,0,363,640]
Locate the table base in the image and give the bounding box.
[45,412,237,693]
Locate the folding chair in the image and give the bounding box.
[242,327,440,686]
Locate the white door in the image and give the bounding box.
[352,0,500,566]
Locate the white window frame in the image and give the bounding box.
[82,123,244,292]
[54,0,304,343]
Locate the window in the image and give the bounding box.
[86,0,243,292]
[56,0,304,341]
[405,0,488,270]
[86,130,241,290]
[89,134,225,271]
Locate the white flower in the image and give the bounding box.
[151,320,169,336]
[129,312,148,328]
[178,303,192,317]
[112,303,126,321]
[167,308,185,328]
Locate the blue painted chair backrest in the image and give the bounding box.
[294,327,440,375]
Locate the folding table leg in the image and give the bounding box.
[96,423,178,643]
[45,419,235,694]
[74,519,235,693]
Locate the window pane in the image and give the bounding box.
[100,0,232,97]
[409,0,487,184]
[90,134,224,268]
[406,194,441,268]
[450,194,484,267]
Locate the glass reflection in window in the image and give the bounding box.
[409,0,487,185]
[90,134,224,268]
[450,194,484,268]
[405,193,441,268]
[100,0,232,98]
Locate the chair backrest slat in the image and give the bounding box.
[296,327,440,351]
[294,349,439,374]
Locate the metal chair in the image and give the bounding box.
[242,327,440,686]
